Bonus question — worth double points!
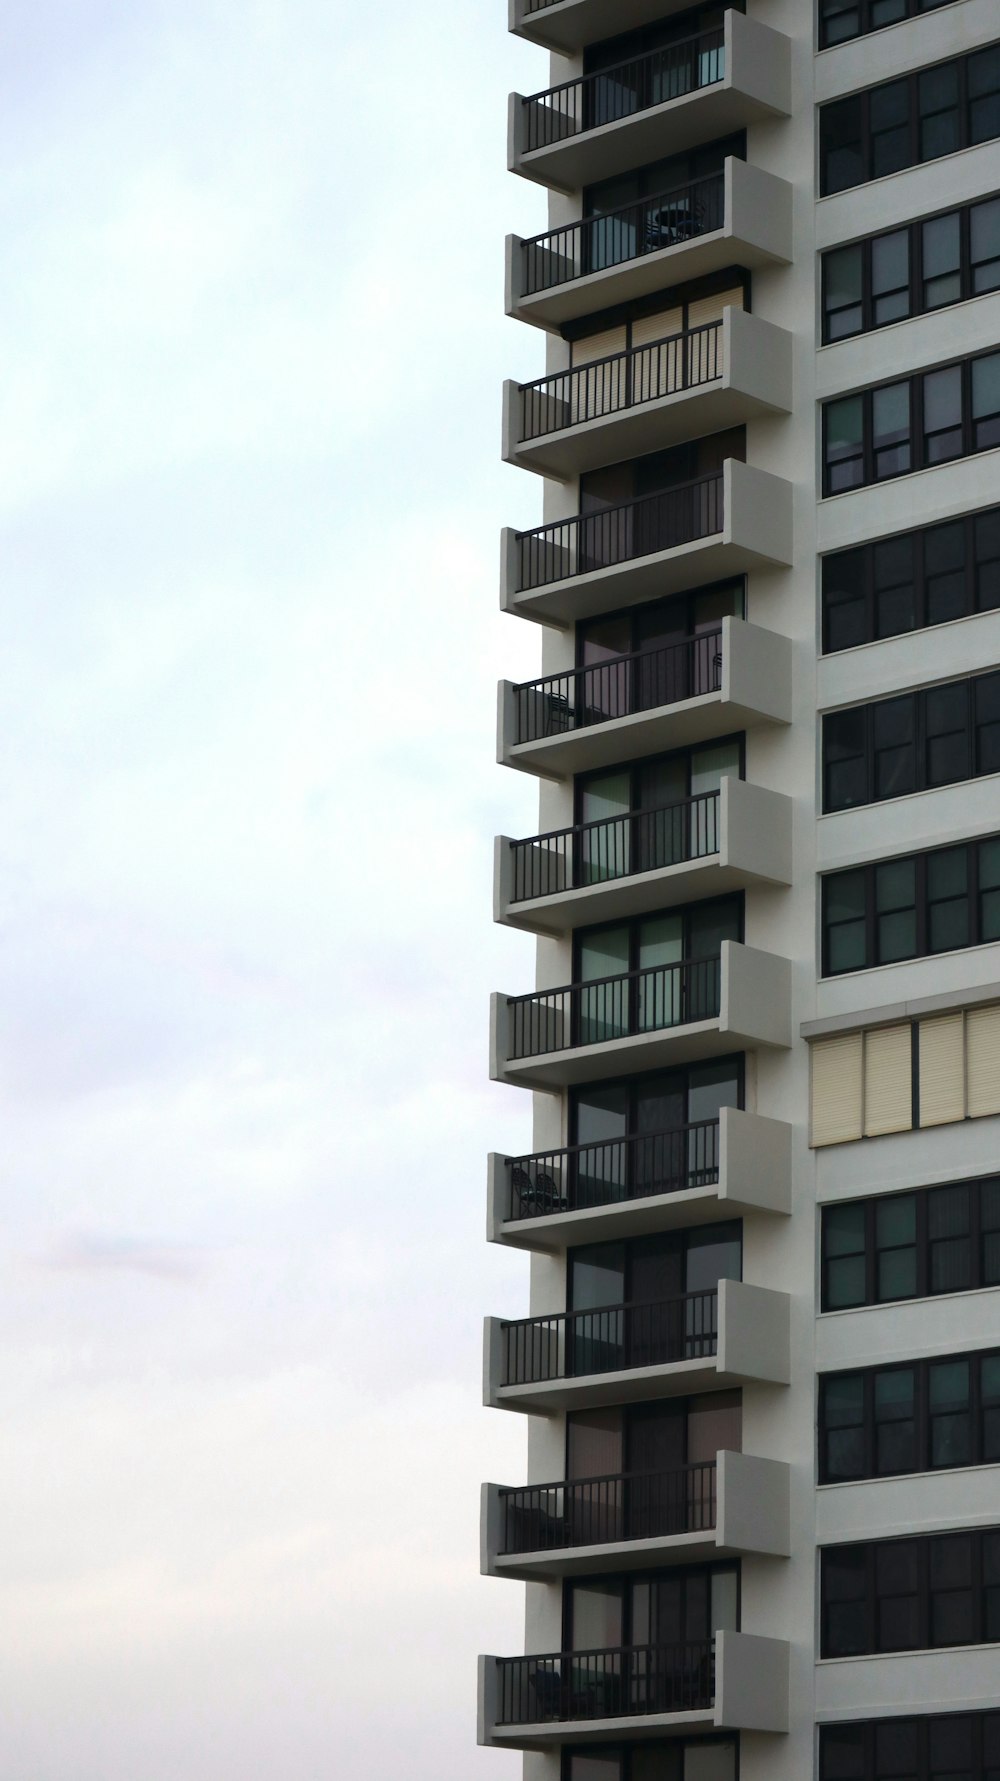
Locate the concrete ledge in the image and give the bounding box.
[506,159,793,332]
[481,1451,790,1579]
[484,1279,791,1414]
[501,462,794,626]
[503,309,793,483]
[487,1106,791,1252]
[494,778,793,935]
[510,15,791,192]
[498,616,792,783]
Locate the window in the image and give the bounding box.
[819,0,962,54]
[822,350,1000,496]
[809,1005,1000,1147]
[561,1057,743,1209]
[820,1349,1000,1482]
[820,1712,1000,1781]
[573,738,743,888]
[820,49,1000,195]
[822,834,1000,974]
[821,1528,1000,1657]
[574,895,741,1043]
[820,1176,1000,1308]
[822,195,1000,343]
[822,671,1000,813]
[822,506,1000,650]
[565,1740,738,1781]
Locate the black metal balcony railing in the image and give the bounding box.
[507,954,722,1062]
[521,170,725,297]
[505,1118,720,1222]
[510,790,720,904]
[515,471,723,592]
[498,1460,717,1554]
[501,1288,718,1386]
[520,318,723,443]
[496,1639,715,1725]
[513,628,723,746]
[523,28,726,152]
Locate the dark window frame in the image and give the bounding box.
[576,578,747,670]
[821,192,1000,344]
[822,348,1000,497]
[569,1056,746,1147]
[563,1737,741,1781]
[819,1347,1000,1483]
[821,669,1000,813]
[573,735,745,828]
[820,1174,1000,1311]
[820,1526,1000,1658]
[820,1710,1000,1781]
[822,832,1000,973]
[572,893,745,981]
[560,1558,741,1650]
[819,46,1000,196]
[821,506,1000,652]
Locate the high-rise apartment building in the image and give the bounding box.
[477,2,1000,1779]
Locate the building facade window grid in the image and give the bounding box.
[821,1175,1000,1310]
[821,194,1000,344]
[819,46,1000,197]
[821,507,1000,653]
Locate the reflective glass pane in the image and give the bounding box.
[873,381,912,477]
[972,196,1000,294]
[824,244,864,340]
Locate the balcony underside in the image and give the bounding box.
[490,1705,718,1748]
[504,690,757,779]
[508,375,783,482]
[508,534,784,627]
[511,227,773,331]
[511,0,701,53]
[517,86,783,194]
[493,1526,729,1580]
[491,1351,767,1414]
[495,1177,773,1252]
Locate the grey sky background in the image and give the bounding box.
[0,2,548,1774]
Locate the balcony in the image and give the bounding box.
[487,1105,791,1253]
[490,939,790,1091]
[498,616,791,779]
[510,15,790,192]
[500,461,793,628]
[495,777,793,933]
[483,1277,790,1414]
[505,158,792,331]
[481,1450,790,1578]
[510,0,715,54]
[478,1628,789,1745]
[503,309,792,481]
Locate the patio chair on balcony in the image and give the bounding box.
[511,1165,568,1217]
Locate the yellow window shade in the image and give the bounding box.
[967,1004,1000,1119]
[918,1012,966,1127]
[864,1023,913,1137]
[811,1031,863,1147]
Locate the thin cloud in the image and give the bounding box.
[36,1231,204,1282]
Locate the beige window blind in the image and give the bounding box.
[686,286,744,329]
[864,1023,914,1137]
[570,325,627,367]
[630,306,683,349]
[918,1012,966,1127]
[967,1004,1000,1119]
[811,1031,863,1147]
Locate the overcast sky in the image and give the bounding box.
[0,3,551,1774]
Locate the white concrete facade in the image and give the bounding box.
[482,0,1000,1777]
